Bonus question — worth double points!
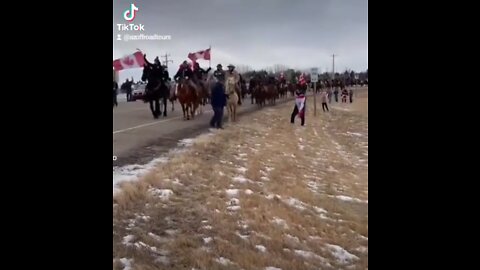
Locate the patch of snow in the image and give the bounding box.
[237,167,248,173]
[266,194,282,200]
[203,237,212,244]
[203,225,213,230]
[284,197,307,211]
[165,229,178,236]
[309,236,322,241]
[154,256,169,265]
[327,166,339,173]
[227,205,241,211]
[172,178,183,185]
[326,244,359,264]
[272,217,289,229]
[215,257,233,265]
[356,246,368,253]
[135,214,151,221]
[346,132,363,137]
[265,267,282,270]
[285,234,300,243]
[233,175,249,183]
[226,189,240,197]
[236,231,249,240]
[219,171,225,176]
[228,198,240,205]
[294,250,326,262]
[113,157,169,194]
[148,233,169,244]
[314,207,328,214]
[149,188,174,201]
[244,189,254,195]
[238,153,248,157]
[256,245,267,252]
[261,176,270,181]
[178,138,195,147]
[119,258,133,270]
[335,195,368,204]
[265,167,274,172]
[122,235,135,246]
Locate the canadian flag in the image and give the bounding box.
[187,48,211,65]
[113,51,145,71]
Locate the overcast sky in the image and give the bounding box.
[113,0,368,82]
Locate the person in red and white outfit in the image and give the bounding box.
[291,88,306,126]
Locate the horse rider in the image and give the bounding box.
[174,61,197,93]
[225,64,242,105]
[279,72,286,87]
[213,64,225,83]
[143,55,166,91]
[192,62,211,90]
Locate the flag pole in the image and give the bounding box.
[209,45,211,68]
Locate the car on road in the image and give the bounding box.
[131,83,146,101]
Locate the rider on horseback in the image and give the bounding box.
[225,64,242,105]
[174,61,197,93]
[192,62,211,91]
[213,64,225,83]
[143,54,165,92]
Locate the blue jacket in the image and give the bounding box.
[211,82,227,107]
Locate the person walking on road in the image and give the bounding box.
[210,78,227,129]
[320,90,329,112]
[349,88,354,103]
[334,88,339,103]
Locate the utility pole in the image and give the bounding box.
[161,53,173,69]
[331,54,337,79]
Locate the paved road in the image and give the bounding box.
[113,95,269,166]
[113,87,365,166]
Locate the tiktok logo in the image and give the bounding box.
[123,3,139,22]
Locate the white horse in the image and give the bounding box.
[226,77,239,122]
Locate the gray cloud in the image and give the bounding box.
[114,0,367,81]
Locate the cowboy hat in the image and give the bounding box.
[227,64,235,68]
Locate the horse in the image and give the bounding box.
[141,66,170,119]
[226,77,239,122]
[266,83,278,105]
[168,81,176,111]
[176,78,198,120]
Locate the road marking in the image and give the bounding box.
[113,109,213,134]
[113,96,296,135]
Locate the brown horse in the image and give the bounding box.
[266,84,278,105]
[176,78,198,120]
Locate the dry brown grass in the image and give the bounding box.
[113,88,368,269]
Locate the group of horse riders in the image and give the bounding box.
[142,54,242,104]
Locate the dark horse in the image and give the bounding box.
[141,65,170,119]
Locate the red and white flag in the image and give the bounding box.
[187,48,211,65]
[113,51,145,71]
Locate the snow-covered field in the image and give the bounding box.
[113,88,368,269]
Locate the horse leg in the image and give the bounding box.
[181,103,187,120]
[171,99,175,112]
[163,97,167,117]
[150,100,158,119]
[233,105,237,122]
